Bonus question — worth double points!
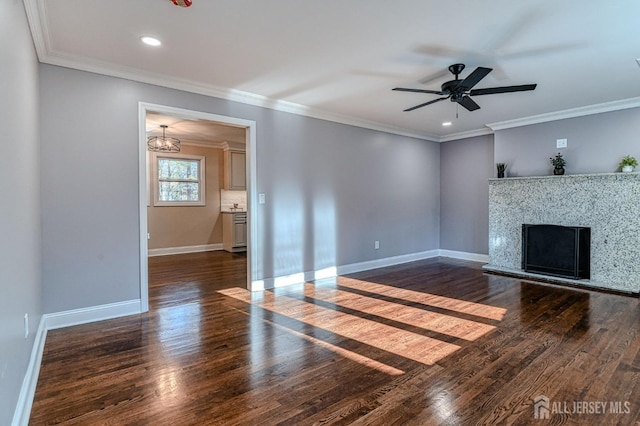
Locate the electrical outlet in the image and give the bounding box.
[556,138,567,149]
[24,313,29,339]
[374,240,380,250]
[259,193,266,204]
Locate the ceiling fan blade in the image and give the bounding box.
[393,87,445,95]
[404,97,448,112]
[458,95,480,111]
[417,69,450,85]
[470,84,537,96]
[457,67,492,91]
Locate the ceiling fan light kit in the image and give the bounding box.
[393,63,537,113]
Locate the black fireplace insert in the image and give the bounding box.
[522,224,591,280]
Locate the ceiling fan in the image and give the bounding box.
[393,63,537,112]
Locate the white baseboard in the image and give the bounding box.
[148,243,223,257]
[253,250,441,291]
[337,250,441,276]
[12,300,142,424]
[252,249,489,291]
[45,299,142,330]
[12,317,47,426]
[438,249,489,263]
[13,247,487,423]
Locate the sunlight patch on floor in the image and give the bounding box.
[264,316,405,375]
[337,278,508,321]
[220,287,461,368]
[219,276,508,376]
[299,283,496,341]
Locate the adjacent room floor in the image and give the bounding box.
[29,253,640,425]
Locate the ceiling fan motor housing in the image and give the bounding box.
[448,63,466,77]
[441,80,461,94]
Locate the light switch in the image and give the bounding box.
[258,193,266,204]
[556,138,567,149]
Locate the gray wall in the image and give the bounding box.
[495,108,640,176]
[39,64,441,313]
[440,135,494,255]
[437,108,640,258]
[0,1,43,423]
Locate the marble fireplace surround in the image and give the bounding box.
[483,172,640,294]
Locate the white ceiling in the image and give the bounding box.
[25,0,640,141]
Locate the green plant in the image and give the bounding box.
[496,163,506,173]
[618,155,638,169]
[550,153,566,168]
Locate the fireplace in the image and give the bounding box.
[486,173,640,294]
[521,224,590,280]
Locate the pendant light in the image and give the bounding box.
[147,125,181,152]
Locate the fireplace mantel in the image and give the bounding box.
[484,172,640,294]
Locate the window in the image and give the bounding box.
[154,153,206,206]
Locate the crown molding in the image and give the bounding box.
[40,49,440,142]
[439,127,494,142]
[440,96,640,142]
[169,140,246,150]
[23,0,48,59]
[180,140,228,149]
[43,46,639,144]
[220,141,246,152]
[23,0,639,145]
[487,97,640,131]
[22,0,438,142]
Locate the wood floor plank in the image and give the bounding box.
[29,253,640,425]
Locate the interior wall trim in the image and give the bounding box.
[32,56,439,143]
[148,243,224,257]
[22,0,640,144]
[11,317,47,426]
[487,97,640,131]
[337,250,441,276]
[439,128,494,142]
[23,1,438,142]
[180,140,228,149]
[44,300,142,331]
[438,250,489,263]
[33,48,640,144]
[12,300,142,425]
[250,249,491,291]
[252,250,441,291]
[12,247,488,423]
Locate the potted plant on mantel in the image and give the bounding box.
[550,153,566,175]
[618,155,638,173]
[496,163,507,178]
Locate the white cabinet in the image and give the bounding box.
[232,221,246,247]
[224,150,246,190]
[222,212,247,252]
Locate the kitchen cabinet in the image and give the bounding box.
[222,212,247,252]
[224,149,246,190]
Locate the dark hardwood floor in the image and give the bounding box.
[29,253,640,425]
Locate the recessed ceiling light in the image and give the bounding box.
[140,36,162,47]
[442,122,452,126]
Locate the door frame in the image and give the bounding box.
[138,102,258,312]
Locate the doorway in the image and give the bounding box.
[138,102,257,312]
